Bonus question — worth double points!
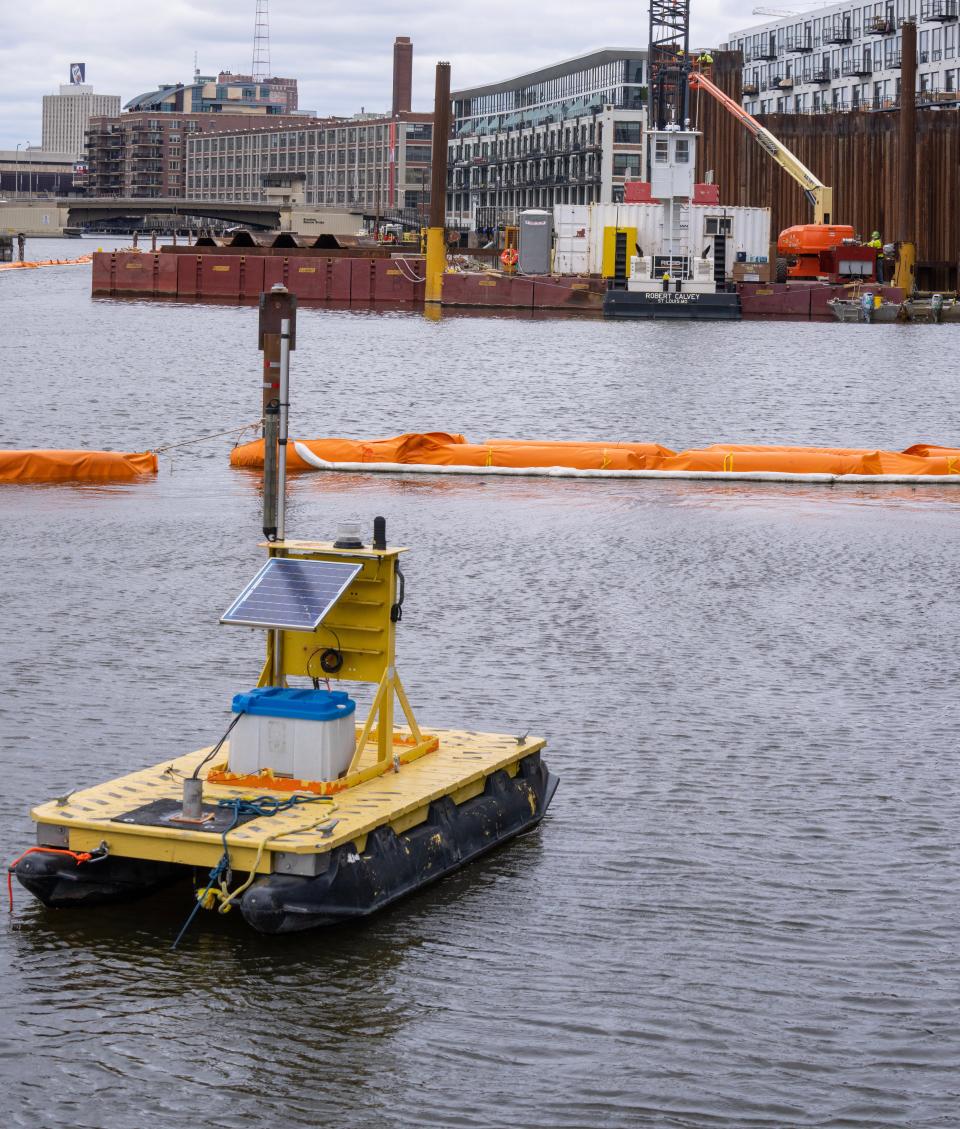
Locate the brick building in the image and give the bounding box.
[84,111,309,197]
[184,37,432,216]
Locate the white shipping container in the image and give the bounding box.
[552,205,591,277]
[553,202,771,277]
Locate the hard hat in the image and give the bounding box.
[871,231,880,238]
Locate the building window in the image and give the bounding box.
[613,153,642,176]
[675,139,690,163]
[704,217,732,235]
[613,120,642,143]
[654,137,669,163]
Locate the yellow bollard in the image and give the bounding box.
[424,227,445,304]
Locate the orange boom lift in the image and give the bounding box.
[688,70,881,284]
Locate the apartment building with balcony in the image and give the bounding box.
[83,67,308,198]
[84,111,309,197]
[446,48,647,230]
[725,0,960,114]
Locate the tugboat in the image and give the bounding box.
[601,23,743,321]
[12,289,557,937]
[601,122,742,321]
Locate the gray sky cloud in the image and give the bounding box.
[0,0,743,150]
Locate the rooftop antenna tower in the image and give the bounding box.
[252,0,271,82]
[648,0,691,130]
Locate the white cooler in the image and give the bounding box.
[228,687,357,782]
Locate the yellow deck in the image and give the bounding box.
[32,731,545,875]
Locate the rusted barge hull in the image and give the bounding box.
[91,250,900,317]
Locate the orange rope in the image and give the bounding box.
[7,846,94,911]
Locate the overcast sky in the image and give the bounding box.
[0,0,747,150]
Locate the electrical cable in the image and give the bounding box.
[192,711,245,779]
[7,845,108,912]
[394,256,426,283]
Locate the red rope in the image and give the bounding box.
[7,847,93,912]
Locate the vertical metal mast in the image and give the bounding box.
[252,0,271,82]
[648,0,691,130]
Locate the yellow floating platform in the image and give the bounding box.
[34,729,546,876]
[13,425,557,935]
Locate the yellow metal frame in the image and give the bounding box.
[893,241,916,294]
[249,539,429,783]
[602,226,638,278]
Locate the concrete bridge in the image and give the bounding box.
[0,197,363,237]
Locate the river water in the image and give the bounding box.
[2,236,960,1128]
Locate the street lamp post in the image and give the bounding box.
[15,142,22,198]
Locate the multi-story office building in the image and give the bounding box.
[42,67,120,158]
[446,48,647,230]
[84,111,309,197]
[183,37,432,215]
[184,111,432,213]
[725,1,960,115]
[124,71,299,116]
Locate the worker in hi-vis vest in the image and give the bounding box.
[867,231,884,283]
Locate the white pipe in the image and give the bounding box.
[291,444,960,485]
[277,317,291,542]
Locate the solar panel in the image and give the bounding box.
[220,558,362,631]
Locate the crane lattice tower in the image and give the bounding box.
[649,0,691,130]
[252,0,271,82]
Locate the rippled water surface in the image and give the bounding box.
[2,238,960,1128]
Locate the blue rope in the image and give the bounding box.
[170,793,332,949]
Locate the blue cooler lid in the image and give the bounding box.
[232,687,356,721]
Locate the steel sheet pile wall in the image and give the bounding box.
[698,53,960,289]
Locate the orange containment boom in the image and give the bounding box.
[0,256,92,272]
[228,434,960,484]
[0,449,158,484]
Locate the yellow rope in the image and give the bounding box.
[203,804,340,915]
